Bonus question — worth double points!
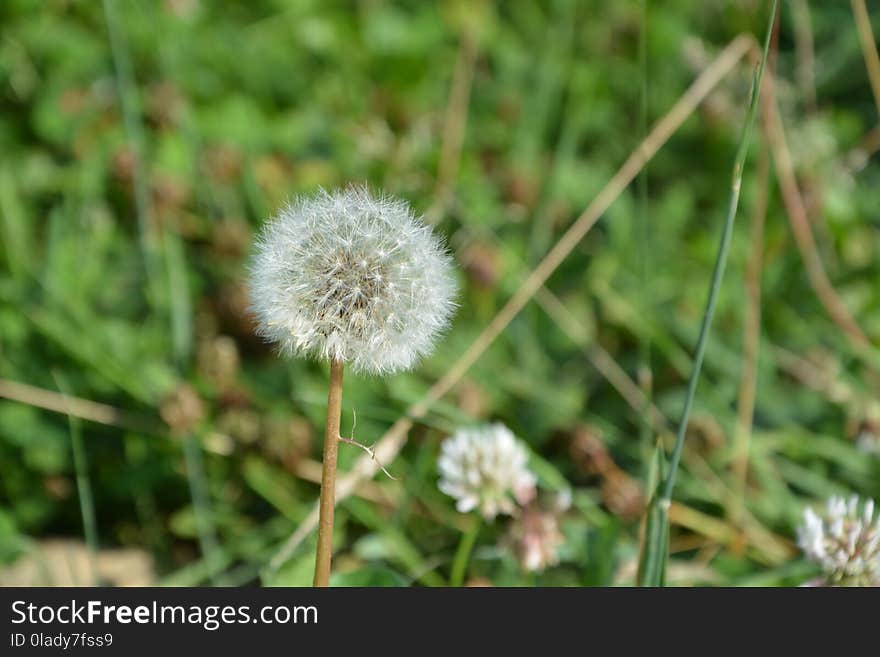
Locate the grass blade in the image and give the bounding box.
[637,440,668,586]
[639,0,778,585]
[182,433,224,586]
[52,372,99,585]
[449,517,481,587]
[637,0,655,469]
[0,166,30,281]
[661,0,777,503]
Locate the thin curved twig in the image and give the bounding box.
[761,70,872,352]
[851,0,880,116]
[338,410,399,481]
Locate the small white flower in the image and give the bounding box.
[437,423,537,520]
[796,495,880,586]
[248,186,456,375]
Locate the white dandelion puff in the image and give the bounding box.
[248,186,457,375]
[437,423,537,520]
[796,495,880,586]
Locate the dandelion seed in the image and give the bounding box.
[437,423,537,520]
[248,185,457,375]
[796,495,880,587]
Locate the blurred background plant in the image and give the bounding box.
[0,0,878,587]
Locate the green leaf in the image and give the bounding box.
[330,565,408,587]
[263,552,316,587]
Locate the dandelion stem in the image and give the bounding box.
[450,517,481,587]
[314,358,344,587]
[660,0,777,505]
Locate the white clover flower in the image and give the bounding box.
[797,495,880,586]
[437,423,537,520]
[248,186,456,375]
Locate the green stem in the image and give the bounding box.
[660,0,778,505]
[183,433,224,585]
[637,0,654,466]
[53,372,99,585]
[450,517,481,587]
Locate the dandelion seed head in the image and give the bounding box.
[796,495,880,586]
[248,186,457,374]
[437,423,537,520]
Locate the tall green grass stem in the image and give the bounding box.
[450,517,481,587]
[53,372,99,585]
[182,435,224,585]
[637,0,654,463]
[660,0,778,505]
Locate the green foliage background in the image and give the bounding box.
[0,0,878,586]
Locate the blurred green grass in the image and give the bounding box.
[0,0,878,586]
